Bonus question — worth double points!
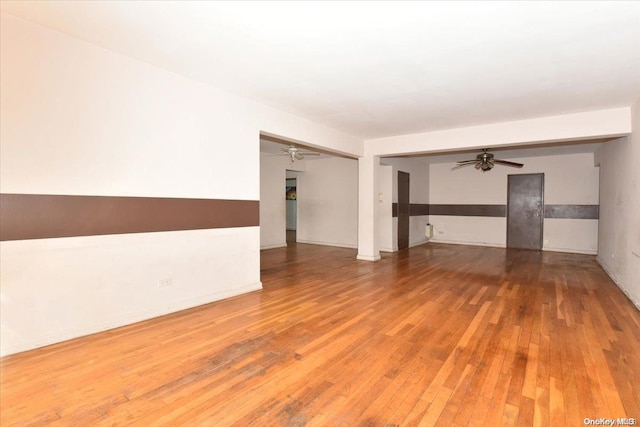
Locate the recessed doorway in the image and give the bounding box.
[286,177,297,244]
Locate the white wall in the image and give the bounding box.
[377,165,394,252]
[297,158,359,248]
[260,154,286,249]
[0,229,260,356]
[380,158,430,250]
[0,14,361,356]
[595,99,640,309]
[429,152,600,254]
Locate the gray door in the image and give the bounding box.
[398,171,410,250]
[507,173,544,250]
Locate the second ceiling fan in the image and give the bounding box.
[451,149,524,172]
[278,145,320,163]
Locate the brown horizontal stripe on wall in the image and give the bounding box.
[544,204,599,219]
[392,203,505,217]
[0,194,259,241]
[409,204,430,216]
[392,203,429,217]
[429,204,507,217]
[391,203,599,219]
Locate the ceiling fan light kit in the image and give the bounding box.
[278,145,320,163]
[451,149,524,172]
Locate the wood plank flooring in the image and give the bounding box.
[1,243,639,426]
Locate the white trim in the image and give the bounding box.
[260,243,288,250]
[429,239,598,255]
[596,259,640,312]
[357,254,381,261]
[380,240,429,252]
[428,239,506,248]
[409,239,430,248]
[542,247,597,255]
[296,239,358,249]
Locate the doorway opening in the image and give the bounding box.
[398,171,410,250]
[286,177,297,244]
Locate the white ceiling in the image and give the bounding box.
[2,1,640,139]
[397,140,610,164]
[260,138,338,161]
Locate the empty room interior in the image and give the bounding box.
[1,2,639,426]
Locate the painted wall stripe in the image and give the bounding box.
[0,194,259,241]
[409,204,430,216]
[391,203,598,219]
[429,204,507,217]
[544,204,599,219]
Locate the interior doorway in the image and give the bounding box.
[286,178,297,244]
[398,171,410,250]
[507,173,544,250]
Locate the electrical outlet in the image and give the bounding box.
[158,278,172,288]
[438,230,444,235]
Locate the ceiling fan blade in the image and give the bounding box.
[295,152,304,160]
[451,162,476,170]
[299,152,320,156]
[494,159,524,168]
[451,150,524,172]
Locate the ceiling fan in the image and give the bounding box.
[277,145,320,163]
[451,149,524,172]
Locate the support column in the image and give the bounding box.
[357,154,380,261]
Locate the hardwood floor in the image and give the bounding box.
[1,243,639,426]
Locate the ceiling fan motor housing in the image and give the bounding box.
[452,149,523,172]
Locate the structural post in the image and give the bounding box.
[357,154,380,261]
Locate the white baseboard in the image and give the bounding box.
[296,239,358,249]
[430,239,597,255]
[428,239,506,248]
[409,239,430,248]
[542,247,597,255]
[260,243,288,250]
[596,259,640,312]
[380,240,426,253]
[357,254,381,261]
